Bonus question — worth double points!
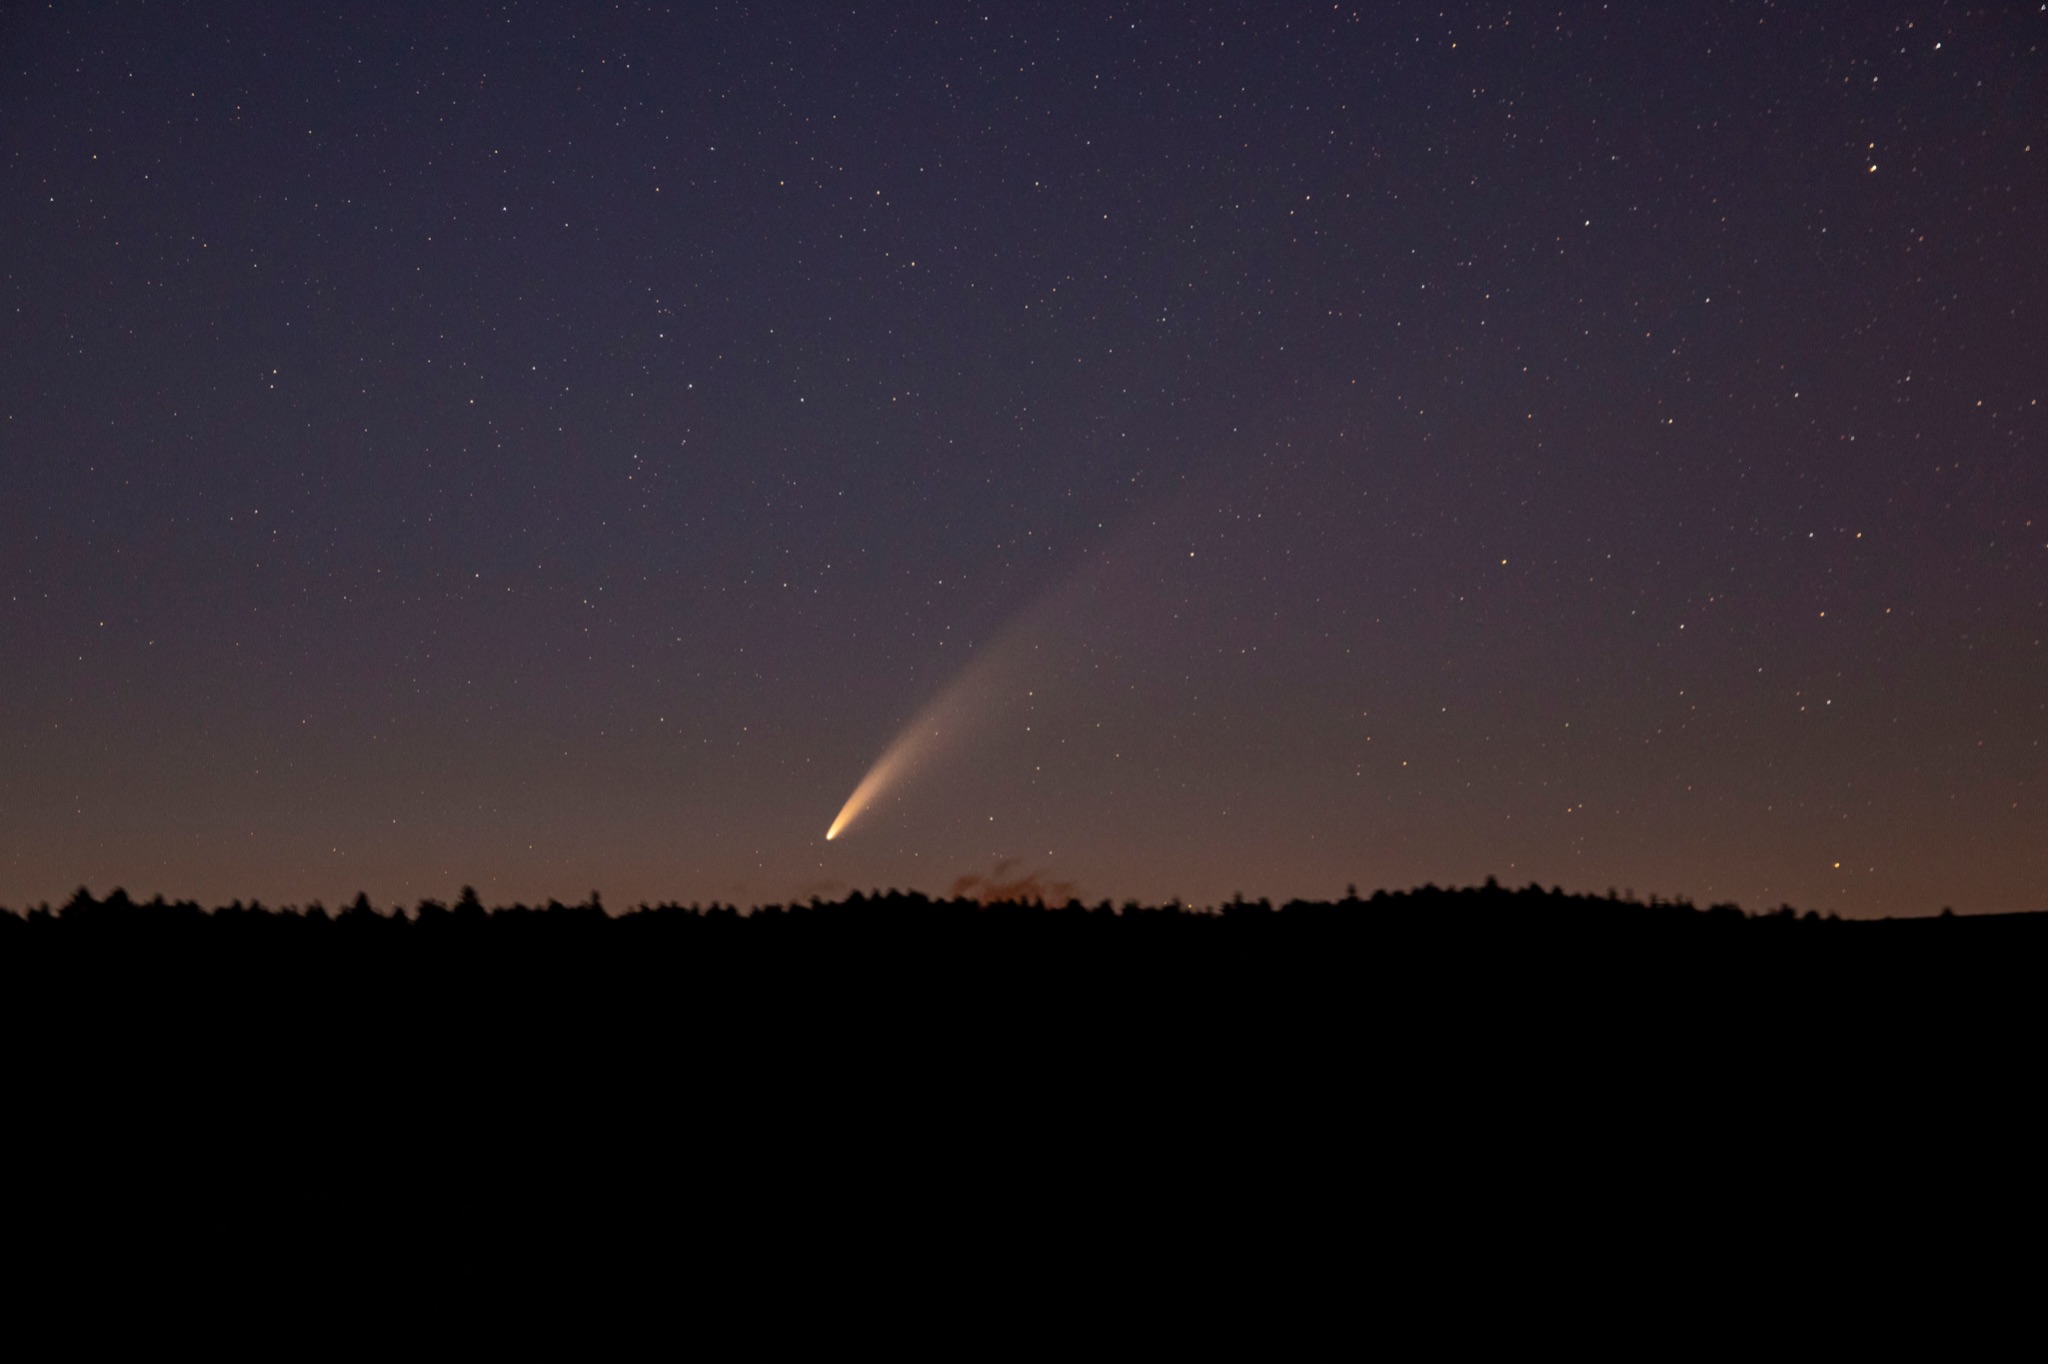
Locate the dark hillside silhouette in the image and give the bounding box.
[5,877,2033,1254]
[7,881,2043,1016]
[9,877,2035,1143]
[9,877,2039,944]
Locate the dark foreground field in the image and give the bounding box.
[8,879,2041,1037]
[12,876,2039,935]
[7,879,2035,1259]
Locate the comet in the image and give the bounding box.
[824,634,1012,841]
[823,478,1213,842]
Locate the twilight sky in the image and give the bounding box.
[3,2,2042,914]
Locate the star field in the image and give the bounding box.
[2,2,2043,914]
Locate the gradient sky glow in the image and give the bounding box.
[3,2,2043,914]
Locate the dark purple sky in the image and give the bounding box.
[4,2,2042,914]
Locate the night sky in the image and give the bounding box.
[4,2,2043,915]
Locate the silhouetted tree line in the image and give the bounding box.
[9,873,2039,1100]
[5,873,2036,1198]
[2,876,2030,942]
